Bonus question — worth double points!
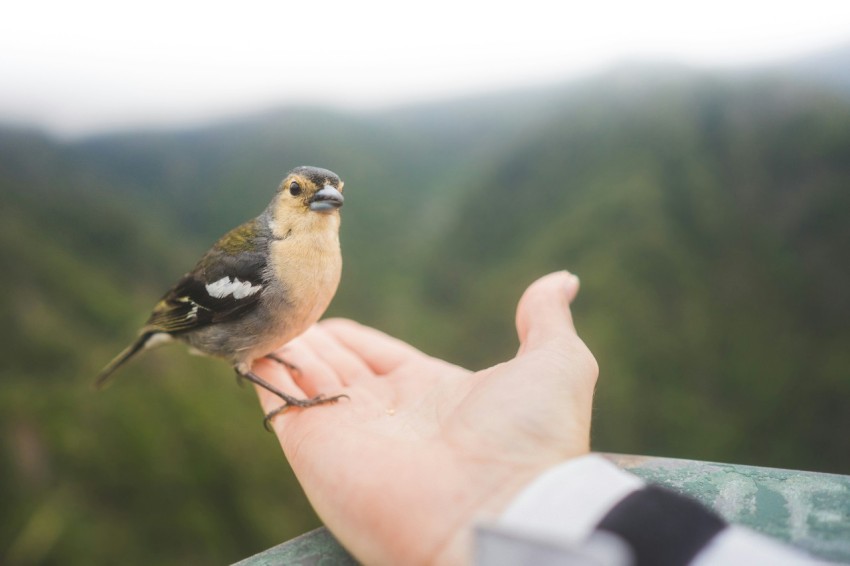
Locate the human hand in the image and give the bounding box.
[253,271,598,565]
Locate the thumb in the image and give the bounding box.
[516,271,580,353]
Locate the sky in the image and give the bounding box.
[2,0,850,137]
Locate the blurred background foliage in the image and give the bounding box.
[2,53,850,564]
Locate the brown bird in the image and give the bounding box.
[94,166,347,427]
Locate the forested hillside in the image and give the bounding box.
[2,63,849,564]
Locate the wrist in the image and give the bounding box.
[498,454,644,542]
[430,458,565,565]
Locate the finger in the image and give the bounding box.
[251,356,306,417]
[515,271,580,353]
[319,318,423,375]
[300,324,374,386]
[271,336,342,398]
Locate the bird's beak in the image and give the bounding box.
[309,185,344,212]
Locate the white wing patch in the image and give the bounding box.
[144,332,173,350]
[205,277,263,300]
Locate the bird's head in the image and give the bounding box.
[269,166,345,235]
[279,166,344,213]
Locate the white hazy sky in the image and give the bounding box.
[2,0,850,137]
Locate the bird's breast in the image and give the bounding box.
[265,227,342,342]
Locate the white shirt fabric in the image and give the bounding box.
[475,454,835,566]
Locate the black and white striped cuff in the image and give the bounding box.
[595,484,726,566]
[489,455,820,566]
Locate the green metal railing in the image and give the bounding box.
[235,454,850,565]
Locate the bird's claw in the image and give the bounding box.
[235,366,348,431]
[262,393,350,432]
[263,405,289,431]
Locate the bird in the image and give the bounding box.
[94,165,347,427]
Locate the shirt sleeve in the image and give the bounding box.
[475,454,830,566]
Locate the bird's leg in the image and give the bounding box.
[262,404,291,432]
[236,367,338,407]
[265,353,301,379]
[234,367,348,431]
[237,353,293,388]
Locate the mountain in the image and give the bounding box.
[781,41,850,95]
[2,54,850,564]
[0,93,563,565]
[419,72,850,467]
[0,128,319,565]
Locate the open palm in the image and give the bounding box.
[253,271,597,566]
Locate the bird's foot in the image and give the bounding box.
[262,393,348,431]
[234,367,348,431]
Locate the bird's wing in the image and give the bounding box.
[144,219,270,334]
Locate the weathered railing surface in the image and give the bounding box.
[234,454,850,565]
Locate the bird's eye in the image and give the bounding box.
[289,181,302,196]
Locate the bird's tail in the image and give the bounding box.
[93,332,155,390]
